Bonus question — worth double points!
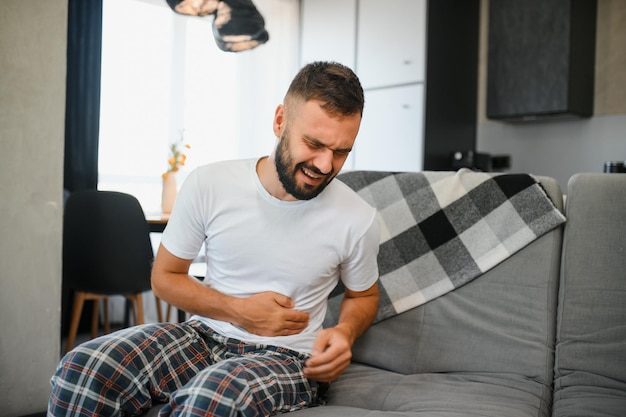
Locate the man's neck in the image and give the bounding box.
[256,156,297,202]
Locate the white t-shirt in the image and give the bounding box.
[161,158,380,353]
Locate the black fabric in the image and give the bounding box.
[61,0,103,337]
[419,210,457,249]
[64,0,102,192]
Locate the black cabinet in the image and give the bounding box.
[486,0,597,122]
[423,0,480,170]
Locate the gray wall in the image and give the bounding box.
[477,0,626,191]
[0,1,66,415]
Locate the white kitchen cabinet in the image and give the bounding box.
[299,0,357,69]
[353,84,424,172]
[301,0,479,172]
[301,0,426,172]
[300,0,426,88]
[356,0,426,89]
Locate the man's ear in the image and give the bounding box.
[273,104,285,137]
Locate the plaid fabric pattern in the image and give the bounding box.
[49,321,319,417]
[326,169,566,324]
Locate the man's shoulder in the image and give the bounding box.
[329,176,371,203]
[192,158,256,185]
[196,158,256,174]
[322,177,376,220]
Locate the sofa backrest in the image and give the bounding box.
[553,173,626,416]
[351,175,564,389]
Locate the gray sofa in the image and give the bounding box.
[146,172,625,417]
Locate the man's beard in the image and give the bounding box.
[274,132,334,201]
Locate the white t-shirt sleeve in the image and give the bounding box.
[161,169,207,260]
[340,213,380,292]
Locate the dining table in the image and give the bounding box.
[145,212,170,233]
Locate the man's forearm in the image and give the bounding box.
[151,243,246,322]
[152,268,238,320]
[303,282,379,382]
[336,283,380,345]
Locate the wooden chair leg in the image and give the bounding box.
[154,295,175,323]
[135,293,145,325]
[125,294,143,326]
[129,295,137,325]
[66,291,87,354]
[103,296,110,334]
[155,295,163,323]
[166,304,172,322]
[90,298,100,339]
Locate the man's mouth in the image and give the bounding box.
[301,166,324,180]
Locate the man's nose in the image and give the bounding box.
[313,148,333,175]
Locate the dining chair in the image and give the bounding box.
[63,190,164,353]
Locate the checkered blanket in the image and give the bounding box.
[326,169,566,325]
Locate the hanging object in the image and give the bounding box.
[165,0,269,52]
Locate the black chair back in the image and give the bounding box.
[63,190,153,295]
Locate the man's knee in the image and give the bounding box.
[49,338,152,416]
[164,358,307,416]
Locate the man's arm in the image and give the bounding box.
[303,282,379,382]
[151,244,310,336]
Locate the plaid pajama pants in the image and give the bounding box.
[49,320,324,417]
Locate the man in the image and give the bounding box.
[49,61,380,416]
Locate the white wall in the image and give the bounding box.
[0,1,66,415]
[477,0,626,191]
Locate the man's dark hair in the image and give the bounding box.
[285,61,364,117]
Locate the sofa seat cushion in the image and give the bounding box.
[553,379,626,417]
[291,363,551,417]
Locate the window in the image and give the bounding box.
[98,0,300,213]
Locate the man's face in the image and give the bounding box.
[273,100,361,200]
[275,127,331,200]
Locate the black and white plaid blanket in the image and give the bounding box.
[326,169,566,325]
